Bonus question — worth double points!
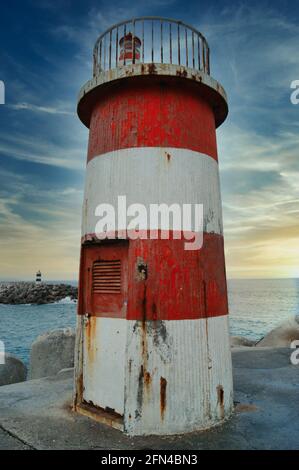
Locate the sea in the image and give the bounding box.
[0,278,298,366]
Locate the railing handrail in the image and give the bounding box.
[92,17,210,77]
[94,17,209,50]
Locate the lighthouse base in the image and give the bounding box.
[74,314,233,436]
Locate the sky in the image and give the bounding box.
[0,0,298,281]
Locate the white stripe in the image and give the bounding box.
[82,147,223,236]
[82,317,127,414]
[125,315,233,435]
[81,315,233,435]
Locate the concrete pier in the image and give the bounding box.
[0,348,298,450]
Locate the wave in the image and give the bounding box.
[53,296,77,305]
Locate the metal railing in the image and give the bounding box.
[93,17,210,77]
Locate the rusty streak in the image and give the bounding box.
[144,371,151,389]
[160,376,167,420]
[217,385,224,419]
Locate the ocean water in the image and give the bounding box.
[0,278,298,366]
[228,278,299,340]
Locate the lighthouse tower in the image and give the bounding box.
[35,270,42,286]
[74,18,233,435]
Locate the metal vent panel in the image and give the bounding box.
[92,260,121,294]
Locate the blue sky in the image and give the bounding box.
[0,0,298,280]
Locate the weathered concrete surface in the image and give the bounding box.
[29,328,75,379]
[230,336,256,348]
[0,354,27,386]
[0,428,32,450]
[257,316,299,347]
[0,348,298,450]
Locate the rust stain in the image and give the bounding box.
[63,400,73,413]
[73,359,84,411]
[160,376,167,420]
[136,364,144,419]
[137,260,148,281]
[217,385,224,419]
[141,284,147,358]
[176,69,187,78]
[86,315,96,364]
[235,403,258,413]
[164,151,171,162]
[147,63,157,74]
[144,370,151,390]
[77,401,123,431]
[77,372,84,397]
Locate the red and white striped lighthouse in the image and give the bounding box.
[74,17,233,435]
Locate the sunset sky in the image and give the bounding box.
[0,0,298,280]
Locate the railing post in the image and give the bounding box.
[116,27,118,66]
[201,37,205,72]
[99,40,102,72]
[192,31,195,69]
[160,20,163,63]
[142,20,145,62]
[151,20,154,62]
[169,22,172,64]
[123,23,127,66]
[109,30,112,70]
[197,34,200,70]
[132,20,135,64]
[185,28,188,67]
[178,23,181,65]
[92,18,210,76]
[93,45,97,77]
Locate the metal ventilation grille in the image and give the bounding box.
[92,260,121,294]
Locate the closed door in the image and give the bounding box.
[81,242,128,415]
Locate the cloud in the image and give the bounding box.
[8,102,74,115]
[0,1,298,279]
[0,167,82,280]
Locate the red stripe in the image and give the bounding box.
[78,232,228,320]
[87,80,218,162]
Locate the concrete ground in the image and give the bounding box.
[0,347,298,450]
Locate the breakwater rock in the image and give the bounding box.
[29,328,75,379]
[256,315,299,347]
[0,282,78,305]
[0,354,27,386]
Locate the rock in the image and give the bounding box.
[230,336,256,348]
[257,315,299,347]
[29,328,75,379]
[0,282,78,305]
[0,354,27,386]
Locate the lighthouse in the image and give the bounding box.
[35,270,42,286]
[74,17,233,435]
